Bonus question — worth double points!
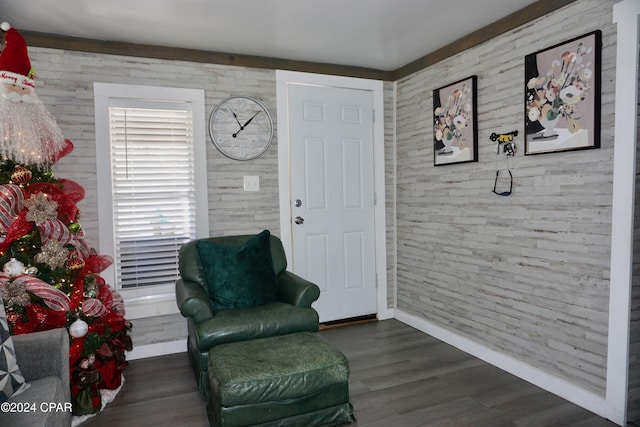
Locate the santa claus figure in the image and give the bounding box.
[0,22,68,167]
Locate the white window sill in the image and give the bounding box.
[123,292,180,320]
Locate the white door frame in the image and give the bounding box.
[606,1,640,425]
[276,70,391,320]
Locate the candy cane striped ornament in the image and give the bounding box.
[38,218,73,246]
[0,184,24,233]
[82,298,107,317]
[38,218,91,260]
[12,274,70,311]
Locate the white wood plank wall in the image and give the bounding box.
[31,52,281,239]
[28,53,283,347]
[24,0,626,403]
[394,0,616,397]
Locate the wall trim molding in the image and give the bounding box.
[391,0,578,79]
[126,339,186,361]
[393,309,608,420]
[20,0,578,82]
[126,309,609,418]
[22,30,392,81]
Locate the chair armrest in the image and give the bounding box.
[176,278,214,323]
[12,328,69,390]
[277,270,321,307]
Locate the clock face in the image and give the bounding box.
[208,96,273,160]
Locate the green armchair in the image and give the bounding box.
[175,233,321,394]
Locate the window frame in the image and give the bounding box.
[94,83,209,319]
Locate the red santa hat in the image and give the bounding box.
[0,22,35,79]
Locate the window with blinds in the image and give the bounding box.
[108,104,196,290]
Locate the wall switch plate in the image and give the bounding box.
[243,175,260,192]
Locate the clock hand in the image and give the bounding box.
[241,110,261,128]
[228,106,243,127]
[233,111,261,138]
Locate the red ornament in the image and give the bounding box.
[5,310,21,326]
[69,337,85,367]
[26,304,67,331]
[95,358,122,390]
[10,166,32,184]
[66,253,85,271]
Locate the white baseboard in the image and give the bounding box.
[123,311,607,420]
[393,309,607,419]
[126,339,187,360]
[377,307,395,321]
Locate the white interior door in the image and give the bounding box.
[287,83,377,322]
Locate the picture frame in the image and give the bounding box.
[433,75,478,166]
[524,30,601,155]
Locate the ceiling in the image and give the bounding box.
[3,0,539,72]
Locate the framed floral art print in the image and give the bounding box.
[524,30,601,155]
[433,75,478,166]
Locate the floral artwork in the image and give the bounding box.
[524,30,601,154]
[433,76,478,166]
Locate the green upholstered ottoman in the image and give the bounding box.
[206,332,354,427]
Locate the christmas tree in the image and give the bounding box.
[0,22,131,415]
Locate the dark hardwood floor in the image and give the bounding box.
[82,319,616,427]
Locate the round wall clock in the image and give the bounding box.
[208,96,274,161]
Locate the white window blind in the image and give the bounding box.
[108,104,196,290]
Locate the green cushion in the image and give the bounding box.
[196,230,278,311]
[207,332,349,407]
[195,302,320,351]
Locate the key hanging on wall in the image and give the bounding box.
[490,130,518,196]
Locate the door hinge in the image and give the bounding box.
[372,109,376,123]
[373,192,377,206]
[375,273,379,288]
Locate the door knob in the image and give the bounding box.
[295,199,302,207]
[294,216,305,225]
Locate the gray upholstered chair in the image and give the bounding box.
[0,327,71,427]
